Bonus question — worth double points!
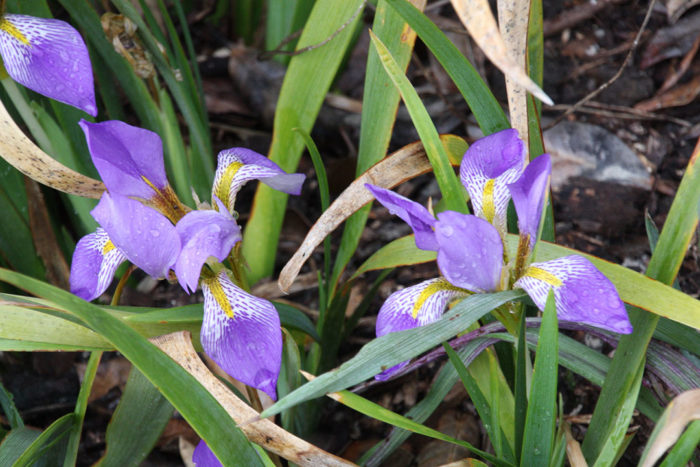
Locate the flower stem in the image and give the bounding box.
[111,264,136,306]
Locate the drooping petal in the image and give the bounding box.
[0,14,96,115]
[192,441,221,467]
[174,204,241,293]
[508,153,551,249]
[91,193,180,278]
[211,148,306,212]
[79,120,168,199]
[514,255,633,334]
[69,228,127,301]
[459,129,526,233]
[201,271,282,400]
[434,211,503,292]
[375,278,469,380]
[365,184,438,251]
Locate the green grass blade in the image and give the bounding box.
[241,0,365,284]
[0,427,40,465]
[13,413,73,467]
[63,351,101,467]
[369,31,466,214]
[96,368,173,467]
[330,0,425,292]
[259,290,525,418]
[659,420,700,467]
[444,343,514,462]
[0,268,263,466]
[520,291,558,465]
[0,383,23,429]
[514,312,528,463]
[329,385,506,466]
[583,142,700,460]
[385,0,509,134]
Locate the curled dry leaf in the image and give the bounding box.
[666,0,700,23]
[150,331,356,467]
[497,0,529,151]
[563,422,587,467]
[278,135,468,293]
[450,0,552,106]
[0,100,104,199]
[641,388,700,467]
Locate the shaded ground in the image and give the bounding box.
[2,1,699,465]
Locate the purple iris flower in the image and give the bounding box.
[367,129,632,379]
[69,120,305,400]
[193,440,222,467]
[212,147,306,213]
[0,14,96,115]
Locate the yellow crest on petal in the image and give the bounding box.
[0,19,30,46]
[523,266,563,287]
[412,279,464,319]
[214,161,244,210]
[102,239,115,255]
[204,275,234,318]
[482,178,495,224]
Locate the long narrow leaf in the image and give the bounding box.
[0,268,263,466]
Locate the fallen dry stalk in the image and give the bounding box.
[0,99,104,198]
[150,331,356,467]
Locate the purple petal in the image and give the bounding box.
[91,193,180,278]
[69,228,127,301]
[459,129,526,233]
[201,271,282,400]
[79,120,167,199]
[174,208,241,293]
[193,440,222,467]
[514,255,633,334]
[434,211,503,292]
[212,148,305,211]
[365,184,438,251]
[0,15,96,115]
[508,154,551,249]
[375,278,469,380]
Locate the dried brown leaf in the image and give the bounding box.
[450,0,552,106]
[278,135,467,293]
[150,331,356,467]
[0,100,103,198]
[641,388,700,467]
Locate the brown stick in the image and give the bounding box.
[150,331,356,467]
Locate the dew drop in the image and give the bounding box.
[150,229,160,238]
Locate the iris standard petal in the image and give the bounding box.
[459,129,525,233]
[508,153,552,249]
[514,255,633,334]
[192,441,222,467]
[434,211,503,292]
[375,278,469,380]
[365,184,438,251]
[79,120,168,199]
[69,228,127,301]
[0,14,96,115]
[211,148,306,212]
[91,193,180,278]
[174,207,241,293]
[201,271,282,400]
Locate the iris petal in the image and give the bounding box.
[365,184,438,250]
[435,211,503,292]
[0,14,96,115]
[376,278,469,380]
[175,206,241,293]
[212,148,305,212]
[192,440,222,467]
[79,120,168,199]
[459,129,525,233]
[514,255,633,334]
[69,228,127,301]
[201,271,282,400]
[91,193,180,278]
[508,154,551,249]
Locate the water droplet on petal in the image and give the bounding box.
[150,229,160,238]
